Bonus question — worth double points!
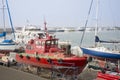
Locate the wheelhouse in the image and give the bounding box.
[26,36,59,54]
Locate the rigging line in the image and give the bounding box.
[6,0,15,40]
[79,0,93,47]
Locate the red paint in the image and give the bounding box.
[96,71,120,80]
[16,33,87,75]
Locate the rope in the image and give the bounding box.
[79,0,93,47]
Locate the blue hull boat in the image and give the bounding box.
[81,47,120,59]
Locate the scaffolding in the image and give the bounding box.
[50,61,80,80]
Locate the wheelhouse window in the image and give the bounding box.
[36,41,41,46]
[41,41,45,46]
[51,40,58,45]
[46,40,58,46]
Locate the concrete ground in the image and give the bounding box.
[0,65,98,80]
[0,65,48,80]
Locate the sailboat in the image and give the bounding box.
[0,0,20,53]
[80,0,120,59]
[80,0,120,79]
[81,37,120,59]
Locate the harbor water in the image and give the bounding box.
[55,30,120,50]
[1,30,120,50]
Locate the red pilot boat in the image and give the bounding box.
[16,33,87,75]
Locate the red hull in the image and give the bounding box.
[96,72,120,80]
[16,32,88,75]
[16,53,87,75]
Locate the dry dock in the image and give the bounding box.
[0,65,97,80]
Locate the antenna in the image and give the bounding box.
[44,17,49,37]
[44,17,47,31]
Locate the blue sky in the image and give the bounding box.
[1,0,120,27]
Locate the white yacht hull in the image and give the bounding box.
[0,43,19,51]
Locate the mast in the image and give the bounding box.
[6,0,15,40]
[2,0,6,39]
[95,0,99,47]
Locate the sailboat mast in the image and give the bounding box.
[6,0,15,40]
[95,0,99,46]
[2,0,6,39]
